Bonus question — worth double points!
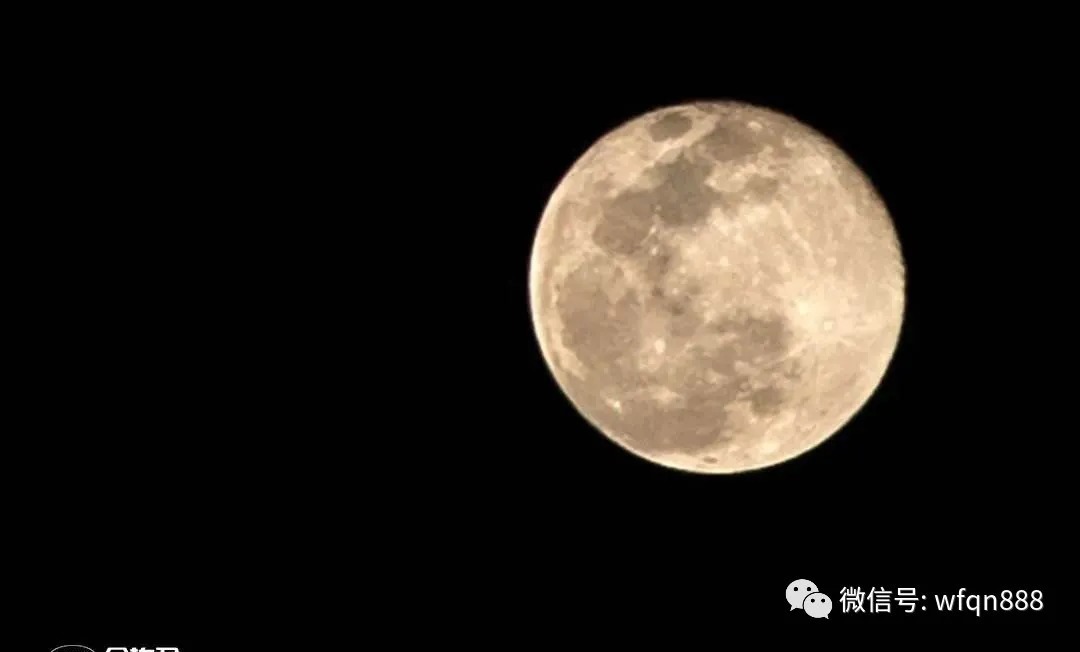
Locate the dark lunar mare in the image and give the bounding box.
[647,111,693,141]
[554,119,806,456]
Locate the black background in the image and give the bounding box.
[13,13,1075,647]
[448,29,1074,632]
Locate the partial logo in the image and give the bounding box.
[786,578,833,619]
[51,647,178,652]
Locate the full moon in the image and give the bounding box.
[529,101,905,473]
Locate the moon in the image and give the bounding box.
[529,101,905,473]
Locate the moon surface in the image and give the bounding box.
[529,101,905,473]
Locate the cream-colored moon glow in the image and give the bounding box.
[529,101,905,473]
